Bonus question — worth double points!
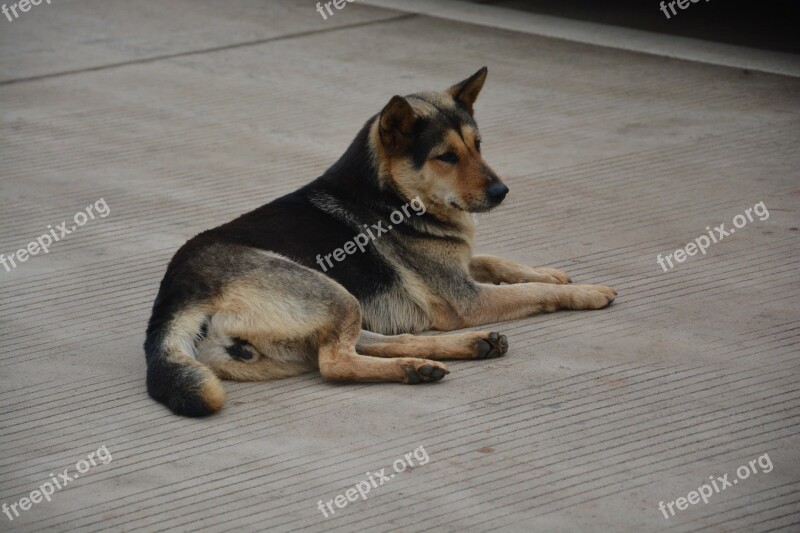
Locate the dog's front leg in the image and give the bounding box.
[469,255,571,285]
[457,281,616,327]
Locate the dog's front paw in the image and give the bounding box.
[520,267,571,285]
[563,284,617,310]
[403,360,449,384]
[475,332,509,359]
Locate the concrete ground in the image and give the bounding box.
[1,1,798,532]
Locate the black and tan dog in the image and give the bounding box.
[144,67,617,416]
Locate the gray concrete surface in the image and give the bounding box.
[1,1,799,532]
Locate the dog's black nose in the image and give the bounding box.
[487,183,509,203]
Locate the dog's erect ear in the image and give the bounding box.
[446,67,488,115]
[378,95,416,153]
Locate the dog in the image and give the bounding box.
[144,67,617,417]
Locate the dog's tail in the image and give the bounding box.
[144,304,226,417]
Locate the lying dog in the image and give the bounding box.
[144,67,617,416]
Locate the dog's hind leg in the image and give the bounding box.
[196,316,317,381]
[196,251,449,385]
[317,296,450,384]
[194,252,347,382]
[357,330,508,360]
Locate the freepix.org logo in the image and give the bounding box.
[315,0,356,20]
[2,0,54,23]
[315,196,426,273]
[656,201,769,273]
[658,453,773,519]
[0,198,110,274]
[316,445,430,518]
[2,445,112,522]
[659,0,711,20]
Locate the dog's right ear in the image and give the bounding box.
[378,95,415,153]
[446,67,487,115]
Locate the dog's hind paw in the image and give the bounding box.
[403,361,449,384]
[475,332,508,359]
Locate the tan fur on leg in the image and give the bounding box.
[456,282,617,328]
[356,330,508,360]
[319,345,449,384]
[318,306,449,384]
[470,255,571,285]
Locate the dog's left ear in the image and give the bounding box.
[446,66,488,115]
[378,95,416,153]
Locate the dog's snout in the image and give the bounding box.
[487,183,509,203]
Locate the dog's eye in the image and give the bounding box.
[436,152,459,164]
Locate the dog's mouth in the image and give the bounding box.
[447,198,465,210]
[466,188,509,213]
[449,199,496,214]
[468,202,502,214]
[442,190,507,213]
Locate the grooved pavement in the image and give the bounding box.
[1,1,798,531]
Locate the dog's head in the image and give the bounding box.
[372,67,507,215]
